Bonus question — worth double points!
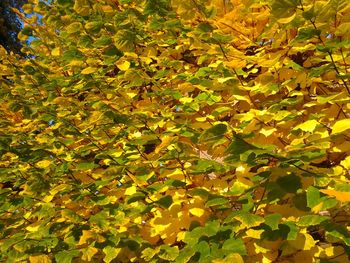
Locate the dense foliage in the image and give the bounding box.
[0,0,27,53]
[1,0,350,262]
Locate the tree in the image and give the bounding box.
[1,0,350,262]
[0,0,27,53]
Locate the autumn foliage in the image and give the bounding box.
[1,0,350,262]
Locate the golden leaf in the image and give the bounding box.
[81,246,98,261]
[331,119,350,134]
[116,60,130,71]
[29,255,51,263]
[189,207,205,217]
[81,67,98,75]
[320,189,350,202]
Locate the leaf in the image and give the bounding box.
[264,214,282,230]
[293,120,319,132]
[189,207,205,217]
[225,135,259,162]
[81,246,98,261]
[157,195,173,208]
[193,241,210,259]
[141,248,158,261]
[29,255,51,263]
[213,253,243,263]
[75,162,99,170]
[331,119,350,134]
[205,197,229,207]
[341,156,350,169]
[335,22,350,36]
[66,22,83,34]
[276,174,302,193]
[200,123,227,142]
[233,211,264,228]
[78,230,95,245]
[51,47,61,57]
[116,60,130,71]
[81,67,98,75]
[320,189,350,202]
[271,0,298,18]
[222,238,247,255]
[297,215,329,226]
[36,160,51,169]
[55,250,80,263]
[159,245,179,261]
[103,246,121,263]
[85,21,103,32]
[175,247,196,263]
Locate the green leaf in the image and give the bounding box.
[225,136,259,162]
[264,214,282,230]
[276,174,302,193]
[193,241,210,259]
[271,0,298,18]
[297,215,329,226]
[103,246,121,263]
[283,221,298,240]
[200,123,227,142]
[85,21,103,32]
[295,28,321,41]
[205,197,229,207]
[307,186,321,208]
[175,247,196,263]
[222,238,247,255]
[203,220,220,236]
[141,248,158,261]
[157,195,173,208]
[127,192,146,204]
[75,162,99,170]
[66,22,83,34]
[55,250,80,263]
[159,245,179,261]
[233,211,264,228]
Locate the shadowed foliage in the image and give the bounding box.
[0,0,27,53]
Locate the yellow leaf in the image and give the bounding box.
[213,253,243,263]
[335,22,350,36]
[293,120,319,132]
[81,246,98,261]
[81,67,98,75]
[51,47,61,56]
[116,60,130,71]
[189,208,205,217]
[66,22,82,34]
[320,189,350,202]
[331,119,350,134]
[103,246,121,263]
[125,185,137,195]
[73,0,90,16]
[289,233,316,250]
[36,160,51,169]
[0,46,7,56]
[179,97,193,103]
[29,255,51,263]
[78,230,95,245]
[246,229,264,239]
[277,13,296,24]
[341,156,350,169]
[26,222,41,232]
[260,127,277,137]
[155,136,173,154]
